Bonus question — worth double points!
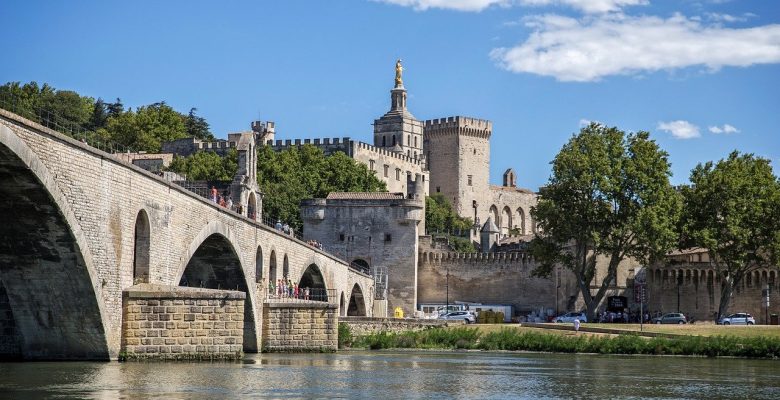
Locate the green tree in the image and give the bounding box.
[185,107,214,141]
[530,123,680,320]
[88,98,109,131]
[680,151,780,320]
[257,144,386,231]
[167,149,238,181]
[425,194,476,252]
[105,102,188,152]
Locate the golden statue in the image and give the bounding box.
[395,59,403,87]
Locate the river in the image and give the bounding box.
[0,351,777,399]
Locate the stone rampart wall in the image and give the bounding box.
[645,265,780,323]
[262,302,338,351]
[340,317,448,336]
[121,285,245,360]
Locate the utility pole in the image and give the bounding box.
[445,265,450,314]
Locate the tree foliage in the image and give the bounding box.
[425,194,476,252]
[101,102,188,152]
[257,144,386,231]
[185,107,214,141]
[680,151,780,319]
[530,123,680,320]
[0,81,207,152]
[167,149,238,181]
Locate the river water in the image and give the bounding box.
[0,351,777,399]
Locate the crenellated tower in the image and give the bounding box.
[423,116,492,222]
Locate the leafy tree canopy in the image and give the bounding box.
[167,148,238,181]
[425,194,476,252]
[530,123,680,320]
[0,81,209,152]
[680,151,780,319]
[257,144,386,231]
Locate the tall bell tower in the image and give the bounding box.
[373,59,424,161]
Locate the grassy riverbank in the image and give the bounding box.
[340,324,780,358]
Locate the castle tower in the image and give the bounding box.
[373,60,424,160]
[480,216,500,253]
[423,116,492,220]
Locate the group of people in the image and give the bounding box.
[268,278,310,300]
[274,220,294,237]
[306,240,323,250]
[210,186,235,210]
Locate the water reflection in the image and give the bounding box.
[0,352,777,399]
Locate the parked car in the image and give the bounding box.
[652,313,687,324]
[438,311,476,324]
[718,313,755,325]
[552,312,587,323]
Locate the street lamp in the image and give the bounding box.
[445,264,450,314]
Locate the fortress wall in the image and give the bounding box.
[262,302,338,352]
[417,251,578,316]
[265,137,353,156]
[352,142,428,196]
[645,265,780,323]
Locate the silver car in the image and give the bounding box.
[552,312,587,323]
[652,313,687,324]
[438,311,476,324]
[718,313,755,325]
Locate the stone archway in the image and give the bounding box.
[501,206,512,236]
[516,207,526,235]
[347,284,367,316]
[133,210,151,284]
[351,258,370,275]
[340,292,346,317]
[247,192,257,220]
[178,232,257,352]
[299,264,328,302]
[255,246,263,284]
[269,250,278,285]
[489,205,500,229]
[0,129,110,360]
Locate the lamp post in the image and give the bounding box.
[445,265,450,314]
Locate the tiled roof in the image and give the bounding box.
[326,192,405,200]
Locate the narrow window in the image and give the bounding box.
[436,186,440,193]
[385,234,392,242]
[396,168,401,181]
[384,165,389,177]
[369,159,375,171]
[382,136,386,146]
[339,233,345,241]
[392,135,396,146]
[467,175,473,186]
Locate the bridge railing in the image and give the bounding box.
[265,287,335,304]
[0,92,140,155]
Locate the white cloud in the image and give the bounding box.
[706,12,755,23]
[375,0,510,12]
[579,118,601,127]
[708,124,740,134]
[490,13,780,82]
[518,0,647,14]
[658,120,701,139]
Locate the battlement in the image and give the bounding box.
[354,141,424,166]
[419,251,534,265]
[424,116,492,132]
[265,137,354,156]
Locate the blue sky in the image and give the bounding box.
[1,0,778,190]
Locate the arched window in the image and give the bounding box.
[347,284,367,316]
[351,258,370,274]
[283,254,289,279]
[516,207,526,235]
[133,210,151,284]
[382,136,386,147]
[299,264,327,302]
[247,192,257,220]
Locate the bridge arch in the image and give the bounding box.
[0,126,111,359]
[347,283,367,316]
[298,263,329,302]
[177,222,258,352]
[133,209,151,284]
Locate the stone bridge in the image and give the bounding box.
[0,109,374,360]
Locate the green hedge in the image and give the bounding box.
[351,327,780,358]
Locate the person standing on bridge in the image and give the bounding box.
[210,186,218,203]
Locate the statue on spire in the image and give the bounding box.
[395,59,403,87]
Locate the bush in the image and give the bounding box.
[338,323,352,349]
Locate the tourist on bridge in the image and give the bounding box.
[210,186,218,203]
